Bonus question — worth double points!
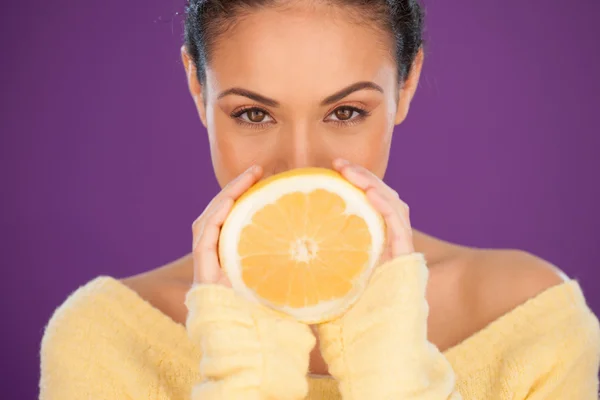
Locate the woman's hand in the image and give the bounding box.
[191,165,263,286]
[317,159,460,400]
[186,165,317,400]
[332,158,414,264]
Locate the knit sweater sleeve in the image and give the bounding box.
[184,284,316,400]
[318,252,462,399]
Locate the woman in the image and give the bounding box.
[39,0,600,398]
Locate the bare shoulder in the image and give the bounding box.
[425,246,567,351]
[465,249,568,325]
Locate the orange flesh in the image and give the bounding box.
[237,189,371,308]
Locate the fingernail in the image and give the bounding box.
[335,158,350,167]
[346,164,360,174]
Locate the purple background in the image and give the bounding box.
[1,0,599,398]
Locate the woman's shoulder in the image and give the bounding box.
[41,273,188,351]
[446,248,598,349]
[40,276,141,391]
[439,249,600,380]
[42,276,139,346]
[466,249,569,325]
[427,248,565,350]
[40,274,201,398]
[43,276,123,329]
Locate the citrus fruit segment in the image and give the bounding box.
[218,167,385,323]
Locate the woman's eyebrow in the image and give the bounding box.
[320,81,384,106]
[217,88,280,107]
[216,81,383,108]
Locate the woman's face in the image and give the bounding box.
[182,3,423,188]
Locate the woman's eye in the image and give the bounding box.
[328,107,363,121]
[239,108,273,123]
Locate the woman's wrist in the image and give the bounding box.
[186,284,315,399]
[318,252,442,398]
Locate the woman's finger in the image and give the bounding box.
[333,158,413,258]
[333,159,373,190]
[333,159,409,214]
[218,165,263,203]
[333,159,399,202]
[366,187,413,257]
[191,164,263,284]
[192,165,262,248]
[193,197,235,284]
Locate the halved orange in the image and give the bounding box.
[218,167,385,323]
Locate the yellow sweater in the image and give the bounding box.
[39,253,600,399]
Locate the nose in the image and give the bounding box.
[290,128,311,169]
[277,124,325,171]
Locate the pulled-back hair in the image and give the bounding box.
[184,0,424,86]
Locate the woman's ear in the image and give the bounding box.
[181,45,207,128]
[394,47,424,125]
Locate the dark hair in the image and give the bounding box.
[184,0,424,88]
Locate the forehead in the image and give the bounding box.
[206,4,396,98]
